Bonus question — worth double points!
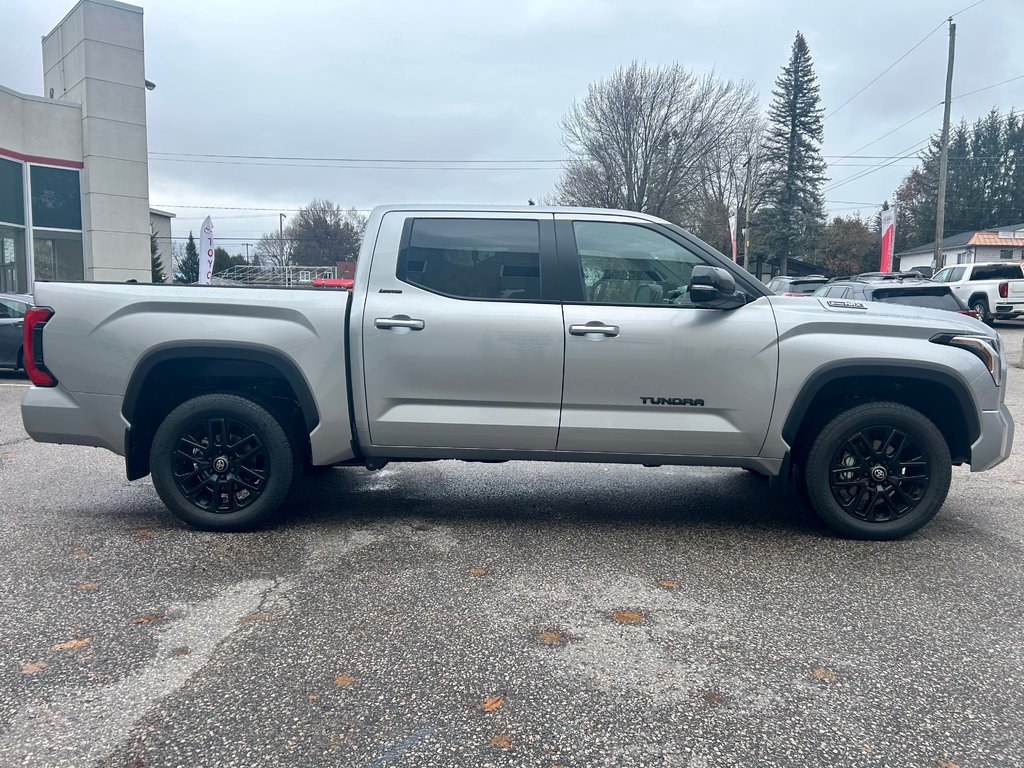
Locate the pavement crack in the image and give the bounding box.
[0,579,275,767]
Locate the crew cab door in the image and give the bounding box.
[555,215,779,457]
[360,212,564,450]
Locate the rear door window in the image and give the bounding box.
[398,219,542,301]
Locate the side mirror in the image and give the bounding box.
[689,265,746,309]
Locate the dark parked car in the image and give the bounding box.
[812,274,975,315]
[765,275,829,295]
[0,293,32,370]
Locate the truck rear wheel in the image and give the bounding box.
[804,401,951,540]
[969,297,993,325]
[150,393,295,531]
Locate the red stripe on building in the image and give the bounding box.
[0,146,84,169]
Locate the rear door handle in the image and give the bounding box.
[569,322,619,337]
[375,315,425,331]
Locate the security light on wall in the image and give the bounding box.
[145,80,156,91]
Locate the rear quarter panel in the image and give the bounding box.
[28,282,354,464]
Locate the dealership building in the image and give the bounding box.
[0,0,168,294]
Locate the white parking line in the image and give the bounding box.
[0,383,29,387]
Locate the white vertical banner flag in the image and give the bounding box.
[199,216,214,284]
[728,214,738,262]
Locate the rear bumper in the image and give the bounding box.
[970,404,1014,472]
[993,302,1024,317]
[21,385,126,455]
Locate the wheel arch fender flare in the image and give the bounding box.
[122,341,321,432]
[781,361,981,448]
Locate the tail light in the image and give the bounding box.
[998,282,1008,298]
[959,309,979,318]
[23,307,57,387]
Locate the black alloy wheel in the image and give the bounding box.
[827,426,928,523]
[805,401,951,540]
[151,394,296,531]
[171,416,269,513]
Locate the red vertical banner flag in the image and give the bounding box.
[879,209,895,272]
[728,214,738,262]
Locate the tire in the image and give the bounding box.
[150,393,296,531]
[970,297,993,325]
[804,401,951,540]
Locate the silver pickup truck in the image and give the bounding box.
[20,206,1014,539]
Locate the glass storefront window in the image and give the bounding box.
[0,225,27,294]
[30,166,82,230]
[33,230,84,282]
[0,158,24,226]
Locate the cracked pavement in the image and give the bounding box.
[0,324,1022,767]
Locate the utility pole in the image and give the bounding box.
[244,242,251,265]
[933,19,956,271]
[742,156,754,273]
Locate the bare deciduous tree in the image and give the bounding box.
[554,62,759,225]
[253,230,292,267]
[691,116,765,262]
[253,201,367,267]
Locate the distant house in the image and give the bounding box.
[896,223,1024,272]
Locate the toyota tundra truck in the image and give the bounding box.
[20,206,1014,539]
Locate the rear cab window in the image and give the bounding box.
[970,263,1024,281]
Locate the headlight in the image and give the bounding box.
[931,333,1003,386]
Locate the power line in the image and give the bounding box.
[824,0,987,122]
[149,157,561,171]
[149,151,565,164]
[824,138,932,193]
[953,73,1024,100]
[824,24,946,122]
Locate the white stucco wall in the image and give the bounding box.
[42,0,150,283]
[0,86,83,163]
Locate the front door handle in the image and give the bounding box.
[569,322,619,337]
[375,315,425,331]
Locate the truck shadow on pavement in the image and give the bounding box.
[284,463,828,538]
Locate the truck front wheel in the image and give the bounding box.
[804,402,951,540]
[150,393,295,531]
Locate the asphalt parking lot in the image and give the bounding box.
[1,325,1022,768]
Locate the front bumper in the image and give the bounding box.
[970,404,1014,472]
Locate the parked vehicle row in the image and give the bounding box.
[765,265,1024,324]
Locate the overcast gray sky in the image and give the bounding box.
[3,0,1023,250]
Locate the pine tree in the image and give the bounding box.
[150,227,166,283]
[175,232,200,284]
[760,32,827,275]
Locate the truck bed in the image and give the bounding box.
[22,281,355,465]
